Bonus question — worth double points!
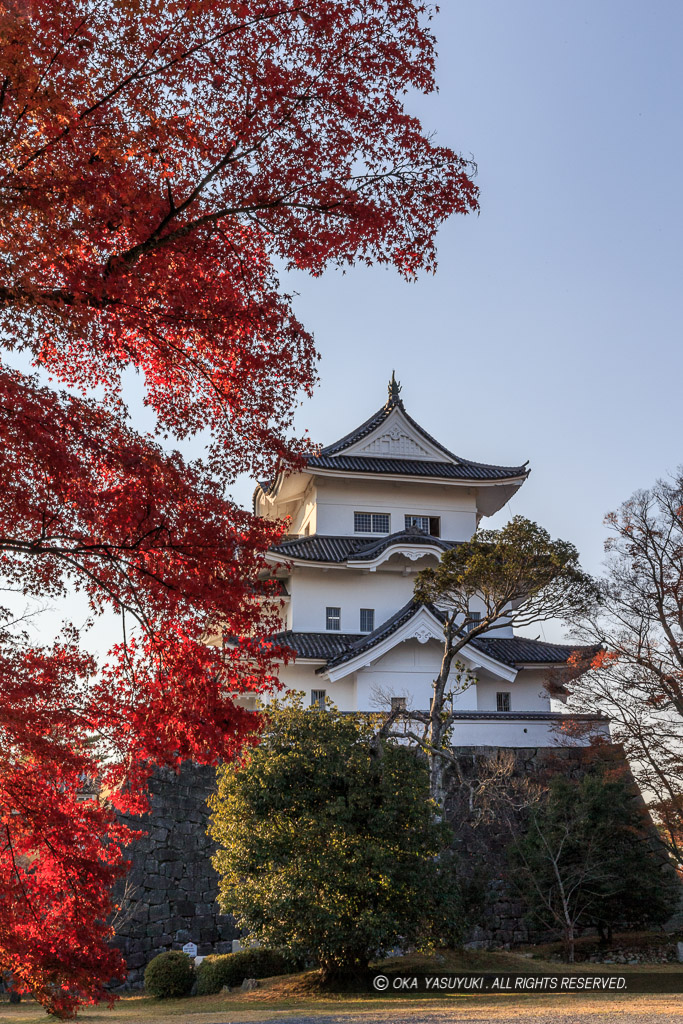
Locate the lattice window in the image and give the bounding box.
[311,689,326,709]
[354,512,390,534]
[360,608,375,632]
[326,606,341,630]
[496,692,511,712]
[404,514,440,537]
[464,611,482,633]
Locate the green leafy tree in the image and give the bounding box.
[209,696,461,980]
[506,767,679,961]
[380,516,595,814]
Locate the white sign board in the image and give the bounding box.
[182,942,198,958]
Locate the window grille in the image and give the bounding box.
[404,514,440,537]
[360,608,375,632]
[354,511,390,534]
[326,606,341,630]
[311,689,326,709]
[391,696,407,713]
[496,692,511,712]
[465,611,482,633]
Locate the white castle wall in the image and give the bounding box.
[274,641,556,722]
[313,477,478,540]
[288,567,415,633]
[476,671,551,712]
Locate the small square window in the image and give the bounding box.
[464,611,482,633]
[354,512,390,534]
[311,689,326,709]
[360,608,375,632]
[326,606,341,631]
[496,692,511,712]
[235,693,258,711]
[405,514,430,532]
[391,696,407,713]
[404,514,440,537]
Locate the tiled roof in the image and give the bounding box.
[314,392,527,481]
[318,399,400,456]
[255,388,528,499]
[269,529,456,564]
[325,601,421,667]
[351,529,453,560]
[307,454,527,481]
[471,635,587,667]
[274,631,363,660]
[275,601,587,673]
[439,711,606,721]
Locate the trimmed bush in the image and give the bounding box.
[196,948,292,995]
[144,951,195,998]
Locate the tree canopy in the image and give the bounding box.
[507,766,679,962]
[381,517,595,812]
[210,696,461,979]
[0,2,476,1014]
[563,473,683,870]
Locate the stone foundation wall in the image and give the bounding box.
[113,744,638,982]
[445,745,629,947]
[111,763,239,988]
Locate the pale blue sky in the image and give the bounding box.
[228,0,682,618]
[13,2,681,651]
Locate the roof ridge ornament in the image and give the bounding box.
[385,370,403,409]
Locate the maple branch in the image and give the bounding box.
[10,3,312,176]
[5,822,40,925]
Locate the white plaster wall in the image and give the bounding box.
[476,670,551,712]
[289,484,318,535]
[289,567,416,633]
[313,477,478,540]
[355,638,478,712]
[450,718,610,747]
[287,569,515,638]
[270,652,607,747]
[273,662,356,711]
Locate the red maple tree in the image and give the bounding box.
[0,1,478,1015]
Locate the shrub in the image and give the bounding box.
[144,951,195,998]
[210,696,460,979]
[196,948,292,995]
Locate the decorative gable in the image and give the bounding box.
[341,406,453,463]
[356,426,432,458]
[323,602,518,683]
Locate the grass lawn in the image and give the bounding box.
[1,948,681,1024]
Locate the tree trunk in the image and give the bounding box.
[429,748,446,820]
[566,922,575,964]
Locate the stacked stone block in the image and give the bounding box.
[111,763,238,988]
[113,744,637,982]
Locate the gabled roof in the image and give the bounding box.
[268,528,455,565]
[272,631,363,661]
[307,375,528,482]
[318,376,457,460]
[255,378,529,504]
[272,601,587,675]
[324,600,425,668]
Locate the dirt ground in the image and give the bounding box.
[2,993,683,1024]
[2,947,681,1024]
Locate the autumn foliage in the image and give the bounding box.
[0,0,476,1015]
[563,475,683,874]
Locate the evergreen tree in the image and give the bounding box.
[507,766,679,960]
[209,696,461,980]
